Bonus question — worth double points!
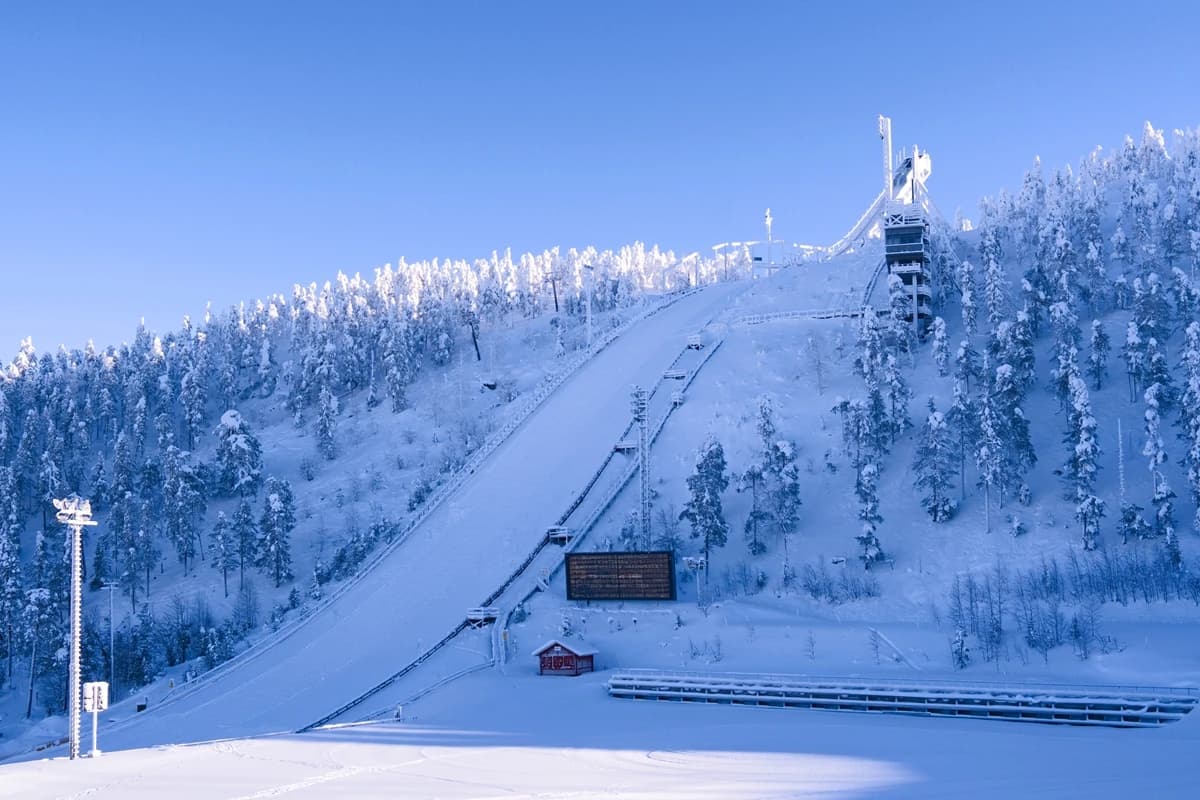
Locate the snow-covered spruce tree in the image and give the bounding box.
[1143,384,1176,540]
[1133,273,1170,345]
[215,410,263,497]
[1142,337,1177,415]
[1170,267,1197,321]
[975,391,1003,533]
[887,274,915,361]
[257,477,296,588]
[679,437,730,565]
[958,260,978,338]
[1179,322,1200,533]
[0,479,23,685]
[991,363,1037,503]
[1122,321,1145,402]
[162,446,207,574]
[316,384,339,460]
[954,339,981,394]
[382,319,414,413]
[931,317,949,377]
[913,405,957,522]
[1087,320,1110,390]
[1065,376,1104,550]
[854,463,885,568]
[1048,301,1081,411]
[980,227,1008,328]
[882,354,912,444]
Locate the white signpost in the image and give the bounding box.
[82,681,109,758]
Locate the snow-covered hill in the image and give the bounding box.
[3,122,1200,772]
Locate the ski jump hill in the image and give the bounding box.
[84,282,743,751]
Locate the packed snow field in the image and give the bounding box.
[4,124,1200,797]
[6,672,1200,799]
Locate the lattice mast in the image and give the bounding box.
[631,386,651,549]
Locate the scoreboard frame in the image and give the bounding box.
[565,551,676,601]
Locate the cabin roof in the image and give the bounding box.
[531,638,598,657]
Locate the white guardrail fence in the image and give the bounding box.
[607,669,1199,729]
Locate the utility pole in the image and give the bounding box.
[54,495,97,761]
[631,386,651,549]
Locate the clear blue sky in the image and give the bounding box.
[2,0,1197,355]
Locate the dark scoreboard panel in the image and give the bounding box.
[565,551,676,600]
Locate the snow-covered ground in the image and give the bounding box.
[6,669,1199,799]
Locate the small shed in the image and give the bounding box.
[532,639,597,677]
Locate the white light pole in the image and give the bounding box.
[54,496,97,761]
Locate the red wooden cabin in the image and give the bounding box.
[532,640,597,676]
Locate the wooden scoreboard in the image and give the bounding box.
[565,551,676,600]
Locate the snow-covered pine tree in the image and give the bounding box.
[763,439,802,545]
[931,317,949,376]
[991,363,1037,503]
[1064,376,1104,549]
[232,498,259,591]
[1133,273,1170,345]
[1048,301,1081,410]
[955,339,981,394]
[975,389,1003,533]
[981,227,1008,328]
[946,380,980,502]
[913,406,957,522]
[880,354,912,444]
[215,410,263,497]
[958,260,978,338]
[1178,322,1200,534]
[739,465,769,556]
[0,473,22,685]
[316,384,339,461]
[210,512,237,598]
[854,463,885,568]
[887,274,915,360]
[257,477,296,588]
[1142,337,1177,415]
[679,437,730,565]
[1143,383,1176,539]
[1087,320,1111,390]
[1122,321,1145,403]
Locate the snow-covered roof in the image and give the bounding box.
[531,639,598,657]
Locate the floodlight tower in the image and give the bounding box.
[630,386,651,549]
[54,495,97,761]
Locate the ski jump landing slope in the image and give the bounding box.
[99,283,744,752]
